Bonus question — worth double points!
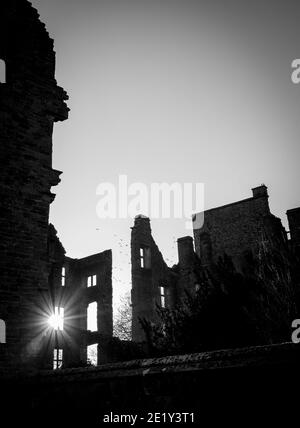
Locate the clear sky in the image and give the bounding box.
[32,0,300,305]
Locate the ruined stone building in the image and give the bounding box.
[46,226,113,368]
[0,0,68,370]
[131,216,201,342]
[1,4,299,423]
[1,1,299,373]
[193,185,288,271]
[131,186,300,343]
[0,1,113,372]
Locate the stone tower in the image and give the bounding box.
[0,1,68,370]
[131,216,173,342]
[131,215,198,342]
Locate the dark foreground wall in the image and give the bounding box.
[1,343,299,426]
[0,0,68,370]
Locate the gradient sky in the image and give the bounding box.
[32,0,300,305]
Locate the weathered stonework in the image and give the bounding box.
[1,343,299,425]
[46,227,113,368]
[1,0,299,380]
[131,216,200,342]
[64,250,113,365]
[131,187,300,344]
[287,207,300,257]
[0,1,68,370]
[193,185,288,271]
[131,216,174,342]
[0,1,115,372]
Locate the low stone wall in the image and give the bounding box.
[1,342,299,426]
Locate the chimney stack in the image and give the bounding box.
[177,236,194,268]
[252,184,268,198]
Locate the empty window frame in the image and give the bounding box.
[0,59,6,83]
[87,343,98,366]
[160,286,166,308]
[140,247,151,269]
[87,274,97,287]
[87,302,97,332]
[0,319,6,344]
[53,348,63,370]
[61,267,66,286]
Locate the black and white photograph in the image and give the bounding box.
[0,0,300,425]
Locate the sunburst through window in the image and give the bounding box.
[48,307,64,331]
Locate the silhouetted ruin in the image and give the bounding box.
[131,186,300,345]
[0,0,69,371]
[47,225,113,367]
[0,1,300,371]
[1,2,300,424]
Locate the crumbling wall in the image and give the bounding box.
[46,249,113,368]
[131,216,177,342]
[0,0,68,370]
[71,251,113,365]
[131,216,201,343]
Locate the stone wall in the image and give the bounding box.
[0,0,68,370]
[193,185,288,270]
[176,236,202,297]
[131,216,203,343]
[287,207,300,256]
[131,216,176,342]
[1,343,299,425]
[46,239,113,368]
[66,250,113,365]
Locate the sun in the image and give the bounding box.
[48,307,64,331]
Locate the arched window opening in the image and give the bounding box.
[87,302,97,332]
[0,59,6,83]
[0,319,6,343]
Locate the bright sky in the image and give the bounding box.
[31,0,300,306]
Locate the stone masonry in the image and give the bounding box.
[131,216,201,342]
[193,185,288,271]
[45,226,113,368]
[131,186,300,343]
[0,0,68,370]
